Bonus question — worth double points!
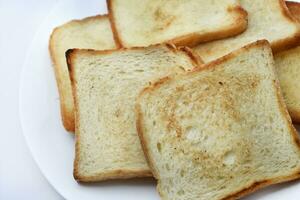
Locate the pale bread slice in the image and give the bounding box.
[49,15,116,132]
[107,0,248,47]
[194,0,300,62]
[67,44,200,182]
[274,1,300,123]
[136,40,300,200]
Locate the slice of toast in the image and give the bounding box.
[107,0,248,47]
[194,0,300,62]
[67,44,200,182]
[136,40,300,200]
[275,2,300,123]
[49,15,116,132]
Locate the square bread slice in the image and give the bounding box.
[136,40,300,200]
[107,0,248,47]
[194,0,300,62]
[67,44,200,182]
[49,15,117,132]
[274,1,300,123]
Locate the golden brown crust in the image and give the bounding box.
[287,1,300,22]
[222,172,300,200]
[65,49,81,180]
[280,0,299,22]
[107,0,123,48]
[163,43,203,66]
[136,40,300,199]
[271,0,300,53]
[74,169,152,182]
[49,14,110,132]
[177,46,204,66]
[66,43,201,66]
[107,0,248,47]
[273,78,300,152]
[289,109,300,124]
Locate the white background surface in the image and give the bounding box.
[1,0,300,200]
[0,0,62,199]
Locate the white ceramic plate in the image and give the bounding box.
[19,0,300,199]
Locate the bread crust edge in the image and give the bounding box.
[289,109,300,124]
[107,0,123,48]
[286,1,300,22]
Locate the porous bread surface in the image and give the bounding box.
[275,45,300,123]
[137,41,300,200]
[194,0,300,62]
[68,44,198,181]
[49,15,116,132]
[108,0,247,47]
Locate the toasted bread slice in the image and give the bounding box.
[136,40,300,200]
[49,15,116,132]
[107,0,248,47]
[67,44,200,182]
[194,0,300,62]
[274,2,300,123]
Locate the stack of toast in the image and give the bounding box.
[49,0,300,199]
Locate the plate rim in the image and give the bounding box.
[19,0,72,198]
[18,0,300,199]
